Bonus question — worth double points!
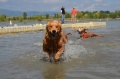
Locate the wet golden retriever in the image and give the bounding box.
[43,20,71,62]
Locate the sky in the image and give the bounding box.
[0,0,120,12]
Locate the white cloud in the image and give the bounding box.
[0,0,7,2]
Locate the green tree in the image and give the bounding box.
[18,16,23,22]
[93,12,100,19]
[115,10,120,18]
[45,14,49,19]
[54,13,60,18]
[36,15,42,21]
[76,12,83,19]
[0,14,6,21]
[65,12,71,18]
[84,14,89,18]
[109,12,116,19]
[23,12,27,20]
[87,12,93,19]
[12,17,17,21]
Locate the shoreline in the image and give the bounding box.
[0,18,120,23]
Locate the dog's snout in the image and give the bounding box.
[52,30,56,33]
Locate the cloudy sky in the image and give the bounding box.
[0,0,120,12]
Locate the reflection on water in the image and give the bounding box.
[43,64,65,79]
[0,21,120,79]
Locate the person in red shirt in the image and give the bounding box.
[71,7,77,23]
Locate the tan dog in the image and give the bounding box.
[77,27,103,38]
[43,20,71,62]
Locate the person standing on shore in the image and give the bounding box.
[61,6,65,24]
[71,7,77,23]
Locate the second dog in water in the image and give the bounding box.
[77,27,104,38]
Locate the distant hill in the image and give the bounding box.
[0,9,58,16]
[0,9,22,16]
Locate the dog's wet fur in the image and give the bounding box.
[77,27,104,38]
[43,20,71,63]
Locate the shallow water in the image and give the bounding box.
[0,20,120,79]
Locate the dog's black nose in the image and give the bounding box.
[52,30,56,33]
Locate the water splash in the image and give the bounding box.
[64,44,86,61]
[34,39,96,63]
[62,39,95,62]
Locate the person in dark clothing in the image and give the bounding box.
[61,6,65,24]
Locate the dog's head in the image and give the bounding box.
[78,27,84,32]
[46,20,62,38]
[78,27,87,33]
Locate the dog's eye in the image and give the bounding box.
[50,26,52,28]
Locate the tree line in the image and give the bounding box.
[0,10,120,22]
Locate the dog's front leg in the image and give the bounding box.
[43,43,51,61]
[54,47,64,62]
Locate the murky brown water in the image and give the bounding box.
[0,20,120,79]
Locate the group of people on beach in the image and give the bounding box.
[60,6,78,24]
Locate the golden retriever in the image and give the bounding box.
[43,20,71,62]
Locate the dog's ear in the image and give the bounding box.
[57,20,62,32]
[47,20,51,25]
[46,20,51,32]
